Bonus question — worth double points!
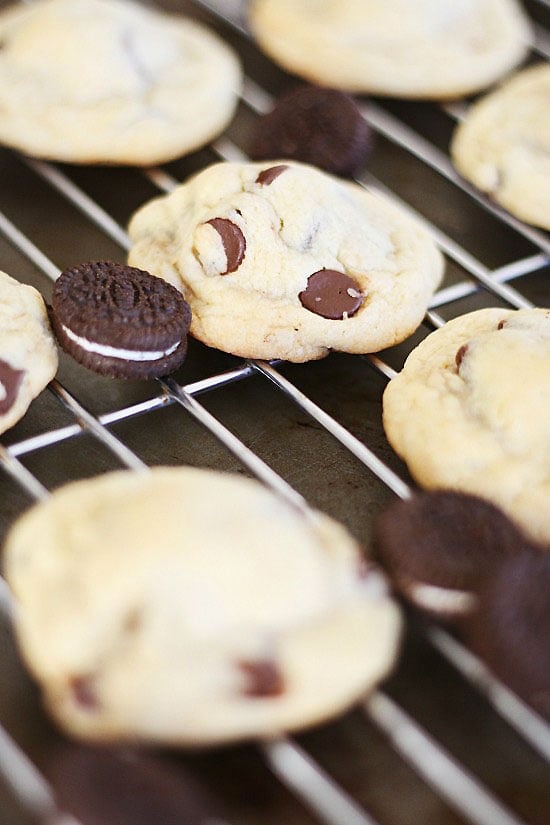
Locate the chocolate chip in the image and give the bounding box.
[497,320,507,330]
[455,343,468,369]
[0,360,25,415]
[238,659,284,697]
[299,269,363,319]
[255,165,289,186]
[69,675,98,710]
[206,218,246,274]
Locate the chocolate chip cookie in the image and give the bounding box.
[4,467,401,745]
[451,63,550,230]
[0,270,58,435]
[0,0,242,165]
[127,161,444,362]
[249,0,531,99]
[382,307,550,545]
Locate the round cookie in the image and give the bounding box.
[451,63,550,230]
[127,160,444,362]
[466,552,550,716]
[0,270,58,435]
[248,0,531,100]
[373,491,538,619]
[50,261,192,379]
[382,307,550,546]
[0,0,242,165]
[250,84,374,177]
[3,467,401,746]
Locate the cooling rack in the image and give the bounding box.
[0,1,549,823]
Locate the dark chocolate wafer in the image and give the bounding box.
[50,261,191,379]
[373,491,536,618]
[250,84,373,177]
[466,552,550,717]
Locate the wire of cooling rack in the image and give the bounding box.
[0,1,548,824]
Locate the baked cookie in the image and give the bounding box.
[382,307,550,545]
[4,467,401,746]
[249,0,531,99]
[250,84,374,177]
[466,552,550,717]
[0,0,242,165]
[0,270,58,435]
[373,490,539,619]
[127,161,443,362]
[451,63,550,230]
[50,261,192,379]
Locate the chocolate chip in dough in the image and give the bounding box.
[256,164,289,185]
[238,658,285,697]
[299,269,363,319]
[206,218,246,274]
[0,360,25,415]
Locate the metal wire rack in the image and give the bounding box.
[0,1,548,823]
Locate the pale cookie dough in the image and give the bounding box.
[0,271,58,435]
[0,0,242,165]
[249,0,532,99]
[4,467,401,746]
[382,308,550,546]
[127,161,444,362]
[451,63,550,230]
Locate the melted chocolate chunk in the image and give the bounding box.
[0,360,25,415]
[206,218,246,274]
[238,658,284,697]
[455,343,468,369]
[256,165,289,186]
[299,269,363,320]
[69,675,99,710]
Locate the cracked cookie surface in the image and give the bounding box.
[382,308,550,545]
[249,0,531,99]
[0,270,58,435]
[0,0,242,165]
[4,466,401,745]
[451,64,550,230]
[127,160,443,362]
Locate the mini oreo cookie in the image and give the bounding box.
[250,84,373,177]
[465,552,550,717]
[373,491,535,618]
[50,261,191,379]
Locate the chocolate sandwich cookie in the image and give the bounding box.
[466,552,550,717]
[250,84,373,177]
[50,261,191,379]
[373,491,537,619]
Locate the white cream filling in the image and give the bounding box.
[409,582,476,615]
[62,324,179,362]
